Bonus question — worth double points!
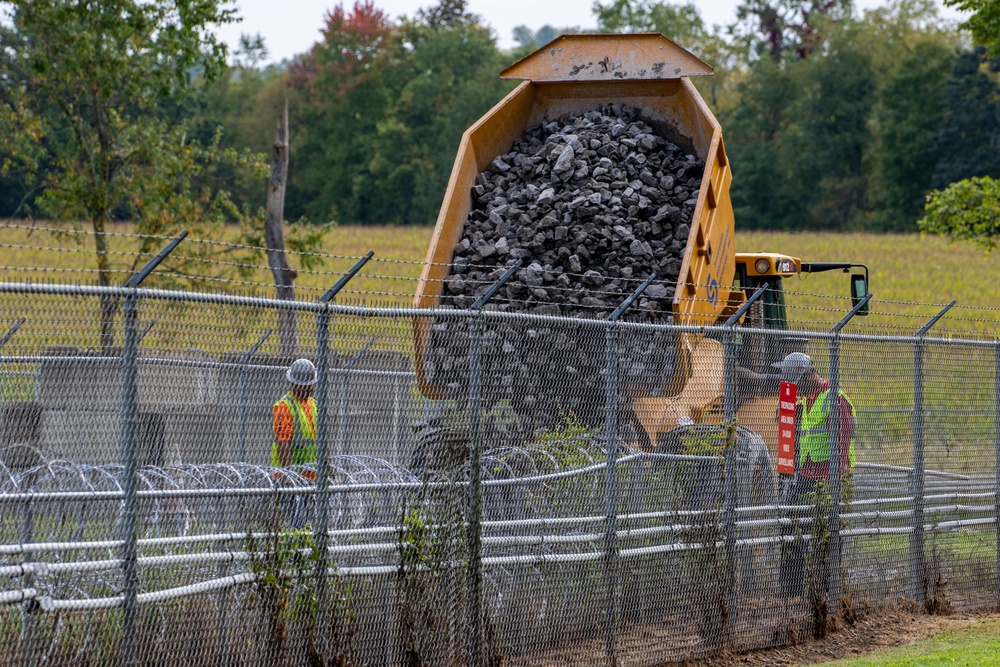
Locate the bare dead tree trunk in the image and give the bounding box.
[265,100,298,356]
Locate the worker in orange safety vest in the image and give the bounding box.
[272,358,318,476]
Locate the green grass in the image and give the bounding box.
[811,618,1000,666]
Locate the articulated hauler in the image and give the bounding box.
[412,34,868,495]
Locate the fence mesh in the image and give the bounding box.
[1,282,998,666]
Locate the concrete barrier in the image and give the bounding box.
[40,409,164,466]
[29,347,425,467]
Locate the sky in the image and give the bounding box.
[221,0,967,65]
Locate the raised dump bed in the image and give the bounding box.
[413,34,738,401]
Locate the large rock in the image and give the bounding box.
[427,106,703,425]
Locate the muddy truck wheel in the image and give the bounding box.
[647,424,778,633]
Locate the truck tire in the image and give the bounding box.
[651,424,778,612]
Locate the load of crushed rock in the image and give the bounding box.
[424,105,705,427]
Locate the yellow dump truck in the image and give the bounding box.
[412,33,866,461]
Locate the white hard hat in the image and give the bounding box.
[287,358,317,386]
[774,352,813,384]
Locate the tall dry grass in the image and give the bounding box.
[2,221,998,333]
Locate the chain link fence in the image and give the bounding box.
[0,280,998,666]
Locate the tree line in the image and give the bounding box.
[3,0,1000,245]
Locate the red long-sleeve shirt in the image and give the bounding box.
[798,380,854,480]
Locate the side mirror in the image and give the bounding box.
[851,273,868,316]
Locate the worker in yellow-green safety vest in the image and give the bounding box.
[272,358,318,469]
[776,352,857,600]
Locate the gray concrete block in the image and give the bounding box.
[38,348,218,412]
[38,353,120,411]
[160,406,226,465]
[138,349,218,410]
[0,401,41,448]
[41,409,164,466]
[41,409,118,464]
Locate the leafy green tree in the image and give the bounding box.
[189,34,294,213]
[361,0,512,224]
[0,0,260,346]
[946,0,1000,54]
[867,39,954,230]
[729,0,852,63]
[593,0,707,48]
[931,48,1000,188]
[725,22,875,229]
[785,34,876,228]
[290,0,510,225]
[724,57,801,228]
[902,0,1000,248]
[290,0,395,223]
[919,176,1000,251]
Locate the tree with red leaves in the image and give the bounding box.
[290,1,395,223]
[290,0,511,225]
[732,0,847,64]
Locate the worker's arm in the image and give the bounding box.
[273,402,295,467]
[832,395,854,476]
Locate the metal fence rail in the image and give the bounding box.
[1,280,998,666]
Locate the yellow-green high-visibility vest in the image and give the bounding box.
[271,392,317,467]
[799,388,856,469]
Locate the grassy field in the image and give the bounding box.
[3,221,1000,334]
[812,618,1000,666]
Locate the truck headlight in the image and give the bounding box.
[754,258,770,274]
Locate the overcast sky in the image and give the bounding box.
[221,0,966,65]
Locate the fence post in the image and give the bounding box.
[314,300,332,653]
[117,286,141,664]
[20,499,34,667]
[603,320,620,666]
[910,334,926,606]
[826,292,872,612]
[995,339,1000,611]
[721,326,739,641]
[910,301,956,605]
[465,260,522,667]
[602,273,656,665]
[467,309,484,667]
[115,232,184,663]
[826,332,843,611]
[314,250,373,656]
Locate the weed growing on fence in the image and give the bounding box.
[397,491,467,666]
[530,414,598,468]
[804,481,833,639]
[924,536,954,616]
